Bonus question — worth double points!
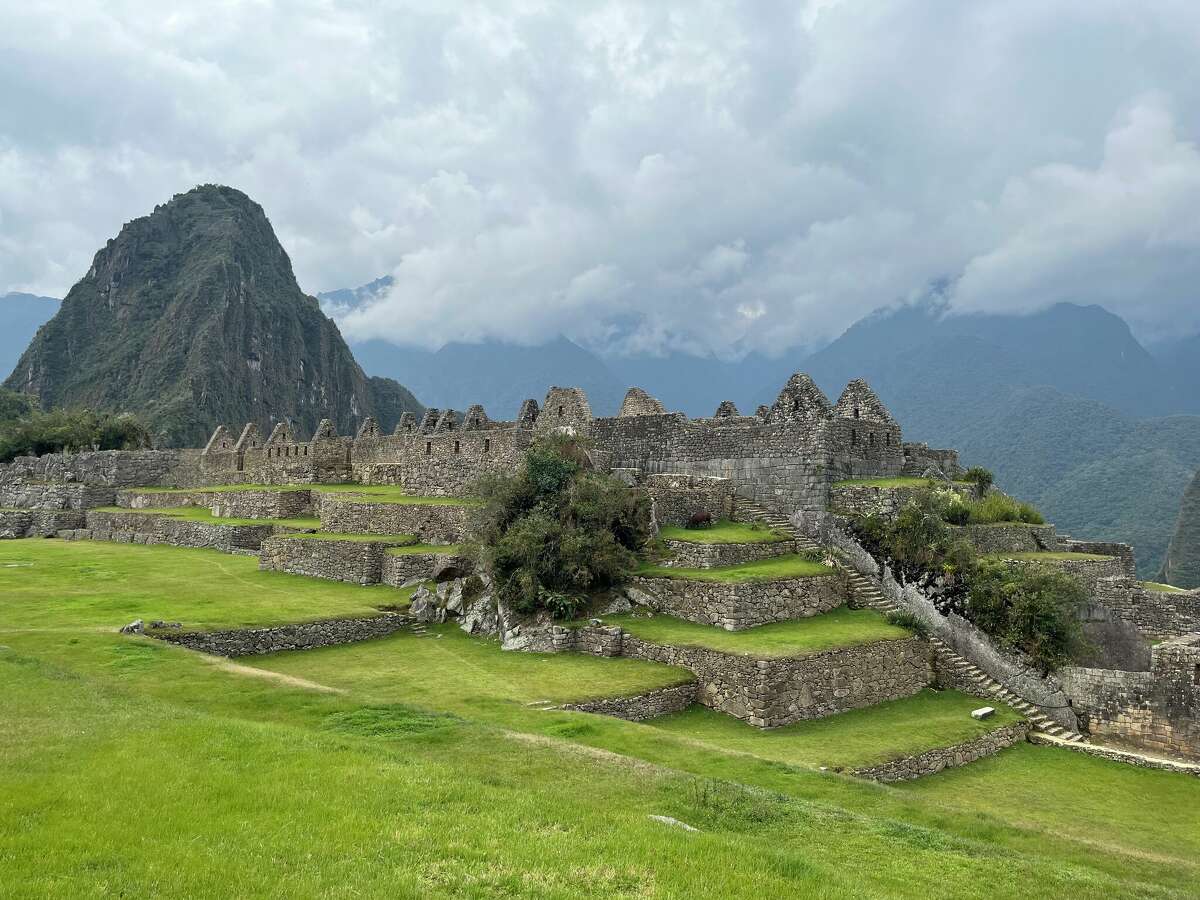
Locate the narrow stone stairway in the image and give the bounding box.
[734,497,1085,742]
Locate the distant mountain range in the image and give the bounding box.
[320,279,1200,577]
[5,187,421,446]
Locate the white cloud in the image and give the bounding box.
[2,0,1200,351]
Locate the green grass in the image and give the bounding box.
[986,551,1115,562]
[0,539,409,630]
[96,506,320,530]
[387,543,462,555]
[1141,581,1188,593]
[599,608,909,657]
[637,553,834,582]
[281,532,417,544]
[645,690,1023,768]
[658,520,790,544]
[3,538,1200,896]
[127,482,481,506]
[832,477,943,489]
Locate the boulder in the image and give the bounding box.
[119,619,145,635]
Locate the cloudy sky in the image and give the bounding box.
[3,1,1200,355]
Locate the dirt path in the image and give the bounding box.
[199,654,347,694]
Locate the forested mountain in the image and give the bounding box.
[0,293,59,382]
[5,186,421,446]
[1160,469,1200,589]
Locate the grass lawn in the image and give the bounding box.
[3,537,1200,897]
[637,553,834,582]
[600,608,909,657]
[658,521,790,544]
[1141,581,1189,593]
[387,543,462,555]
[832,477,941,489]
[128,482,481,506]
[645,690,1022,768]
[96,506,321,530]
[986,551,1115,562]
[282,532,417,544]
[0,539,409,630]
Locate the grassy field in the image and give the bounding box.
[3,538,1200,897]
[832,477,941,489]
[1141,580,1189,593]
[645,690,1023,768]
[600,608,909,657]
[658,521,790,544]
[129,482,480,505]
[387,543,462,555]
[986,551,1115,562]
[637,553,834,582]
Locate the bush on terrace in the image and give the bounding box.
[0,406,151,463]
[467,434,651,618]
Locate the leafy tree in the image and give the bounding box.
[0,407,151,463]
[961,466,995,493]
[0,387,34,424]
[467,435,651,617]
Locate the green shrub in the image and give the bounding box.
[467,435,651,616]
[885,610,930,639]
[0,407,151,463]
[961,466,994,493]
[0,387,34,424]
[966,492,1044,525]
[966,561,1086,672]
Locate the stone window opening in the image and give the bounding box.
[425,441,432,455]
[885,433,891,446]
[303,445,308,457]
[850,429,857,446]
[454,440,461,454]
[869,432,875,446]
[483,438,490,453]
[558,405,564,417]
[1194,663,1199,685]
[853,407,860,419]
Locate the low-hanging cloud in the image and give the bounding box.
[3,1,1200,353]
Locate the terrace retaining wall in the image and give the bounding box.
[149,613,413,656]
[381,550,463,586]
[849,722,1029,782]
[0,508,86,538]
[661,538,795,569]
[0,481,114,510]
[952,524,1058,554]
[79,511,281,552]
[628,574,843,631]
[554,625,932,727]
[644,474,736,528]
[258,536,400,585]
[559,682,698,721]
[316,495,471,543]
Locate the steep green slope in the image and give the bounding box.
[5,186,420,446]
[1160,469,1200,588]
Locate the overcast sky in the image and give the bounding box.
[3,1,1200,355]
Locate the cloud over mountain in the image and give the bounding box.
[4,1,1200,353]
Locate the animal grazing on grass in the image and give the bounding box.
[687,510,713,529]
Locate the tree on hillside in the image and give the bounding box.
[466,435,651,619]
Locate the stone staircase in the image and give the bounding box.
[734,497,1085,743]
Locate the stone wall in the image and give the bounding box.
[644,474,735,528]
[0,508,86,538]
[953,524,1058,554]
[1005,554,1131,599]
[0,481,114,510]
[80,510,281,552]
[1060,635,1200,760]
[315,495,471,542]
[559,682,698,721]
[381,549,463,587]
[900,443,961,478]
[1057,539,1138,578]
[628,574,843,631]
[661,538,794,568]
[1,449,200,488]
[553,624,931,728]
[149,613,412,656]
[1093,577,1200,639]
[849,723,1028,782]
[258,536,398,585]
